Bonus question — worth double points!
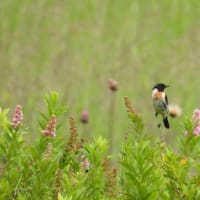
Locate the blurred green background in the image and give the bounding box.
[0,0,200,150]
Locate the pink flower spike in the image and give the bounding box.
[193,125,200,136]
[81,158,90,172]
[42,115,57,138]
[50,131,56,137]
[12,104,23,129]
[80,155,90,172]
[42,130,49,136]
[82,159,90,168]
[192,109,200,121]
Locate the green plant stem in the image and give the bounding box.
[82,123,89,139]
[108,92,116,155]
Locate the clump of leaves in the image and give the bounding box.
[2,93,200,200]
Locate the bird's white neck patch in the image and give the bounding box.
[152,88,165,99]
[152,88,158,97]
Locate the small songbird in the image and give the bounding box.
[152,83,170,129]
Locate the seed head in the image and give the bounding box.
[168,104,182,118]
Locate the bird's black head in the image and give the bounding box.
[153,83,170,91]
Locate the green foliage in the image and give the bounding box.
[63,137,109,200]
[120,108,200,200]
[121,136,164,200]
[1,0,200,158]
[128,112,144,135]
[1,1,200,199]
[1,92,200,199]
[0,92,118,200]
[39,91,67,130]
[179,117,200,158]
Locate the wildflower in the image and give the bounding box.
[102,158,117,197]
[168,104,182,118]
[192,109,200,124]
[12,105,23,128]
[80,156,90,172]
[185,109,200,136]
[80,110,89,124]
[124,96,138,116]
[42,115,56,137]
[42,142,53,160]
[193,125,200,136]
[54,168,63,198]
[124,96,144,133]
[109,79,118,91]
[180,157,187,165]
[76,138,85,150]
[65,117,78,152]
[192,109,200,136]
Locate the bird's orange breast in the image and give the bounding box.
[153,92,164,100]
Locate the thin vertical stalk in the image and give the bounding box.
[108,91,116,154]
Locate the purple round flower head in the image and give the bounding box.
[109,79,118,91]
[81,110,89,124]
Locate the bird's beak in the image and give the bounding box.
[166,85,170,88]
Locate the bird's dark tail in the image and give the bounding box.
[163,117,169,129]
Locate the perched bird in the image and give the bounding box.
[152,83,170,129]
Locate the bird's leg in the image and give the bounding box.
[155,112,158,117]
[157,123,162,128]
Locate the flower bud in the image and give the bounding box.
[81,110,89,124]
[109,79,118,91]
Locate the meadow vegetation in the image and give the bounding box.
[0,92,200,199]
[0,0,200,199]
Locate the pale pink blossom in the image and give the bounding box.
[81,155,90,172]
[12,105,23,128]
[42,115,56,137]
[193,125,200,136]
[186,109,200,136]
[81,159,90,169]
[192,109,200,122]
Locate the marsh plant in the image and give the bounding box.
[0,92,200,199]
